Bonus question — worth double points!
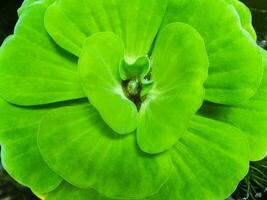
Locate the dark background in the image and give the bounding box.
[243,0,267,43]
[0,0,266,200]
[0,0,23,44]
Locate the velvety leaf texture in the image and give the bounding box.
[163,0,263,105]
[79,33,138,134]
[0,0,266,199]
[199,48,267,161]
[0,99,62,194]
[0,2,85,106]
[38,104,172,199]
[137,22,208,153]
[232,0,257,40]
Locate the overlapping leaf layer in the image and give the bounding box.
[0,0,266,199]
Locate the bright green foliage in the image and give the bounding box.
[44,0,167,58]
[163,0,263,105]
[119,56,151,82]
[0,99,62,193]
[79,33,138,134]
[38,104,172,199]
[0,3,84,105]
[200,49,267,161]
[137,22,208,153]
[232,0,257,40]
[0,0,266,199]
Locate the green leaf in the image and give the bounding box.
[199,48,267,161]
[46,182,109,200]
[18,0,37,16]
[232,0,257,40]
[44,0,167,58]
[18,0,56,16]
[38,104,172,199]
[149,115,249,200]
[45,115,249,200]
[0,99,62,193]
[163,0,263,105]
[119,56,151,81]
[79,32,138,134]
[137,23,208,154]
[0,2,85,106]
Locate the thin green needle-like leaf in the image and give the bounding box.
[0,2,85,106]
[44,0,167,59]
[79,32,138,134]
[137,23,208,154]
[163,0,263,105]
[0,99,62,194]
[38,104,172,199]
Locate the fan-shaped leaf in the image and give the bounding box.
[0,99,62,193]
[44,115,249,200]
[38,104,172,199]
[163,0,263,105]
[137,23,208,153]
[79,32,137,134]
[232,0,257,40]
[44,0,167,59]
[199,48,267,161]
[0,2,85,106]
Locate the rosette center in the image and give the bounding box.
[120,56,153,109]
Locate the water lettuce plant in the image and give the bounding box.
[0,0,267,199]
